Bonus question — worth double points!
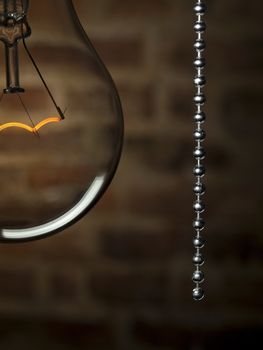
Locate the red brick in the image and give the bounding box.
[207,37,263,75]
[93,37,144,67]
[67,86,113,117]
[28,164,91,188]
[0,128,84,154]
[90,267,168,305]
[95,188,117,212]
[0,268,36,299]
[212,0,263,22]
[134,321,192,349]
[125,134,192,172]
[125,186,178,217]
[0,87,50,113]
[47,321,114,349]
[168,83,194,119]
[0,318,114,349]
[21,44,93,71]
[101,228,174,261]
[107,0,174,18]
[219,87,263,139]
[118,83,155,120]
[158,31,193,71]
[48,270,80,300]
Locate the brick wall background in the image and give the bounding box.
[0,0,262,349]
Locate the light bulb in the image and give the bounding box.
[0,0,124,241]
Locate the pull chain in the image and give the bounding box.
[192,0,206,301]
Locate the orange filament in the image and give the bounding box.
[0,117,62,133]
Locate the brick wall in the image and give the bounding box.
[0,1,262,349]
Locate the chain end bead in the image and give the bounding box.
[193,287,205,301]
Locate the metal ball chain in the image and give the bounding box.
[192,0,206,301]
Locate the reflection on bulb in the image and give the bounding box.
[1,174,106,240]
[0,0,124,241]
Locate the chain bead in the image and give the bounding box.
[193,146,205,159]
[193,182,205,195]
[193,236,205,248]
[193,287,205,301]
[192,270,205,283]
[194,112,206,123]
[193,165,205,177]
[194,3,206,15]
[194,93,206,105]
[193,200,205,212]
[194,57,205,69]
[193,218,205,230]
[194,21,206,33]
[194,75,206,87]
[193,129,206,141]
[193,253,204,265]
[194,39,206,51]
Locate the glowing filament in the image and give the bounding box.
[0,117,62,133]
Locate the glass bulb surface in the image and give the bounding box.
[0,0,124,241]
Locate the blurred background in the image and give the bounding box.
[0,0,262,349]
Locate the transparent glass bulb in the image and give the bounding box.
[0,0,123,241]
